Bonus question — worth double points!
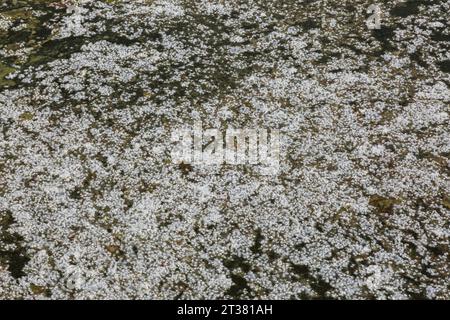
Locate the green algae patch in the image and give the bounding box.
[443,196,450,210]
[30,284,48,295]
[0,63,16,88]
[27,54,48,65]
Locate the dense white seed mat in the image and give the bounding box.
[0,0,449,299]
